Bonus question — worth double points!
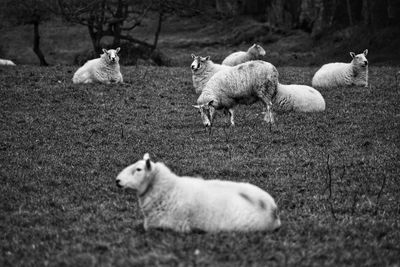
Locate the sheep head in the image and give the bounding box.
[102,48,120,64]
[116,153,155,196]
[350,49,368,67]
[193,100,216,128]
[190,54,210,72]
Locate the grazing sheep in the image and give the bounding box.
[222,44,266,66]
[0,59,16,66]
[116,153,281,233]
[191,54,230,94]
[193,60,279,127]
[312,49,369,88]
[72,48,123,84]
[274,83,325,112]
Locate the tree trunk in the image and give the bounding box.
[152,11,163,51]
[88,24,102,54]
[33,20,48,66]
[346,0,353,26]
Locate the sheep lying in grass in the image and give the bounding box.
[72,48,123,84]
[312,49,369,88]
[116,153,281,233]
[0,59,16,66]
[194,60,278,127]
[191,54,230,94]
[275,83,325,112]
[222,44,266,66]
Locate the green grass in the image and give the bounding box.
[1,65,399,266]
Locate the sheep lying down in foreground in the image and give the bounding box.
[72,47,123,84]
[116,153,281,233]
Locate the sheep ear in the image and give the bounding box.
[205,56,210,60]
[143,153,151,170]
[116,47,120,53]
[102,48,108,54]
[363,49,368,56]
[192,104,201,109]
[350,52,355,58]
[191,54,196,59]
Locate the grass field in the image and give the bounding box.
[1,65,399,266]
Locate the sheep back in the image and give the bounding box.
[275,83,325,112]
[198,60,279,109]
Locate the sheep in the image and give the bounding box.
[191,54,231,94]
[274,83,325,112]
[222,44,266,66]
[72,48,123,84]
[192,54,325,115]
[312,49,369,88]
[193,60,279,128]
[116,153,281,233]
[0,59,16,66]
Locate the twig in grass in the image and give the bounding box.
[375,175,387,215]
[324,154,337,220]
[120,125,124,139]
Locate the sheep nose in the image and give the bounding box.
[364,61,368,66]
[191,65,196,70]
[116,179,122,188]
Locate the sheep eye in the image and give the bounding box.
[136,168,142,171]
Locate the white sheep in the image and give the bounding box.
[193,60,279,127]
[222,44,266,66]
[192,54,325,114]
[116,153,281,233]
[312,49,369,88]
[191,54,230,94]
[72,48,123,84]
[274,83,325,112]
[0,59,16,66]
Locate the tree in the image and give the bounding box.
[58,0,188,55]
[2,0,54,66]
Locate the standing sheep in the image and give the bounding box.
[222,44,266,66]
[194,54,325,113]
[193,60,279,127]
[116,153,281,233]
[312,49,369,88]
[0,59,16,66]
[72,48,123,84]
[191,54,230,94]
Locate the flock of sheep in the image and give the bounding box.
[114,44,368,233]
[1,44,369,233]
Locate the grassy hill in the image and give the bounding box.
[1,64,399,266]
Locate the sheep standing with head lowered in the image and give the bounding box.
[222,44,266,66]
[116,153,281,233]
[72,48,123,84]
[191,54,231,94]
[312,49,369,88]
[194,60,279,127]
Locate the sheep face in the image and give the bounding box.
[249,44,266,57]
[193,101,215,127]
[350,49,368,67]
[116,153,154,195]
[102,48,120,64]
[191,54,210,72]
